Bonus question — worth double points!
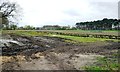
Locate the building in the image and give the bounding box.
[42,25,61,30]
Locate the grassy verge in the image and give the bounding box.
[84,52,119,71]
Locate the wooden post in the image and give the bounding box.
[0,12,3,29]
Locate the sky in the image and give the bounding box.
[10,0,119,27]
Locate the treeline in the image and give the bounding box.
[2,25,77,30]
[76,18,119,30]
[3,25,35,30]
[2,18,120,30]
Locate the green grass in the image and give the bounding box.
[2,30,48,36]
[0,30,2,33]
[41,29,119,32]
[84,53,119,71]
[48,34,119,43]
[42,30,119,37]
[2,30,119,43]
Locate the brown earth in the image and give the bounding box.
[0,34,119,70]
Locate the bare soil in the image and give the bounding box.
[0,34,119,70]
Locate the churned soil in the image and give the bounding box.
[0,33,119,70]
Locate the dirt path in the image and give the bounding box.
[15,53,104,70]
[1,34,119,70]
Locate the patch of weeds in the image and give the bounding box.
[84,53,119,71]
[85,66,104,70]
[64,40,79,44]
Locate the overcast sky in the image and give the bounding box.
[11,0,119,27]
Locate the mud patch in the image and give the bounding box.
[1,52,104,70]
[0,34,119,70]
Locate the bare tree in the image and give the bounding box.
[0,0,22,26]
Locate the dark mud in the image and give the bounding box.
[1,33,119,70]
[2,34,74,56]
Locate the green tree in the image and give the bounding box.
[0,0,22,28]
[24,25,34,30]
[76,18,118,30]
[9,24,17,30]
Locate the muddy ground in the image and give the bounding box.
[0,33,119,70]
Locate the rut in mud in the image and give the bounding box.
[2,34,74,56]
[1,34,119,70]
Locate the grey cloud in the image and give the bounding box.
[90,2,118,19]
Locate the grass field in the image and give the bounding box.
[2,30,119,42]
[48,34,119,43]
[39,30,119,36]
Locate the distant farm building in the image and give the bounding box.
[42,25,61,30]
